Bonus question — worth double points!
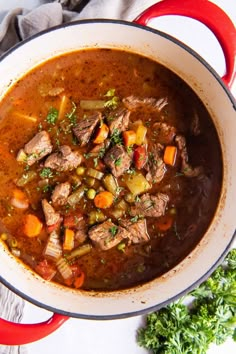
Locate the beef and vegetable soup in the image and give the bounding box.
[0,49,222,291]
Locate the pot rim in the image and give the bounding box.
[1,18,235,106]
[0,19,235,320]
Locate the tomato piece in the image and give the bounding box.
[35,259,56,281]
[133,146,147,169]
[63,213,83,228]
[47,218,62,233]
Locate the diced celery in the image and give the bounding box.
[66,244,92,260]
[80,100,105,110]
[103,174,118,195]
[67,185,85,206]
[87,168,104,180]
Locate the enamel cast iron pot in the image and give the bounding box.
[0,0,235,345]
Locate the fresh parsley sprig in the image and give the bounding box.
[137,248,236,354]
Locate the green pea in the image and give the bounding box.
[76,166,85,176]
[87,188,96,200]
[85,177,95,187]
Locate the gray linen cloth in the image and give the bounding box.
[0,1,157,353]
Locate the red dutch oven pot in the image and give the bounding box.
[0,0,235,345]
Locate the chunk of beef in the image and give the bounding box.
[22,130,53,165]
[119,219,150,244]
[51,182,71,206]
[89,139,110,157]
[88,220,128,250]
[35,259,56,281]
[74,218,88,245]
[42,199,61,226]
[152,122,176,144]
[107,107,130,134]
[130,193,169,218]
[44,145,82,171]
[146,145,166,183]
[123,95,168,112]
[104,145,132,178]
[175,135,202,177]
[73,111,101,146]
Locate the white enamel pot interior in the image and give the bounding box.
[0,20,235,319]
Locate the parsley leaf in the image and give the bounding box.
[66,101,77,126]
[39,167,54,179]
[109,226,118,237]
[104,88,116,97]
[137,248,236,354]
[110,128,123,146]
[115,157,122,166]
[104,96,119,109]
[104,88,119,109]
[46,107,58,125]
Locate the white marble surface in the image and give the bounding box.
[1,1,236,353]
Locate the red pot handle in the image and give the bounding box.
[134,0,236,89]
[0,313,69,345]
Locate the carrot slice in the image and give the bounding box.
[93,123,109,144]
[23,214,43,237]
[156,214,173,231]
[94,191,113,209]
[63,228,75,251]
[74,272,85,289]
[122,130,136,147]
[63,212,83,228]
[163,146,177,166]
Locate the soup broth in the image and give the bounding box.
[0,49,222,291]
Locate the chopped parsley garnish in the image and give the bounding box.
[104,88,119,109]
[66,101,77,126]
[130,215,139,223]
[148,152,156,165]
[110,128,123,145]
[126,146,133,154]
[55,138,61,146]
[94,147,106,167]
[71,135,78,146]
[42,184,53,193]
[115,186,124,195]
[39,167,54,179]
[109,226,118,237]
[84,152,91,159]
[137,248,236,354]
[104,96,119,109]
[115,157,122,166]
[104,88,116,97]
[46,107,58,125]
[98,147,106,158]
[24,164,30,171]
